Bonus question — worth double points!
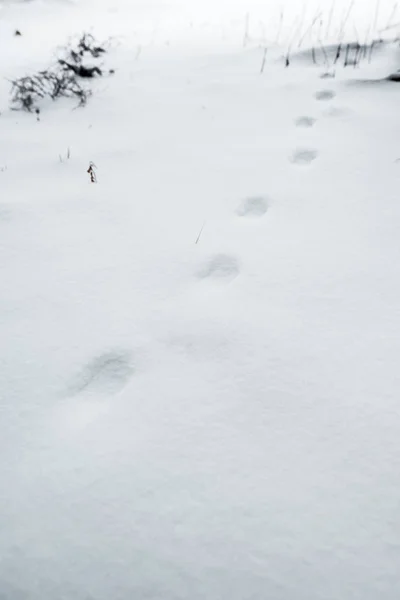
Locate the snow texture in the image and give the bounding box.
[1,0,400,599]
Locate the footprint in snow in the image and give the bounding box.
[198,254,240,281]
[70,351,134,396]
[290,148,318,165]
[315,89,336,101]
[237,195,269,217]
[295,116,316,128]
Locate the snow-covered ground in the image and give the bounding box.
[1,0,400,598]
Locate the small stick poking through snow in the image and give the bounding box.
[87,162,97,183]
[195,221,206,245]
[260,48,268,74]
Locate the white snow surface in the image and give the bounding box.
[1,0,400,598]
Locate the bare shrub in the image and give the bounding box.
[9,33,109,113]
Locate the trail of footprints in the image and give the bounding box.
[197,195,271,286]
[70,85,338,397]
[198,84,338,286]
[68,195,270,396]
[291,87,337,165]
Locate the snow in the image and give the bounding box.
[1,0,400,598]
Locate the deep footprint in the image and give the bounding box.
[198,254,240,281]
[290,148,318,165]
[70,351,134,396]
[295,116,316,128]
[237,196,269,217]
[315,89,336,101]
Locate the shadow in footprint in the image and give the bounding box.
[198,254,240,281]
[237,196,269,217]
[315,89,336,101]
[290,148,318,165]
[70,351,134,396]
[295,116,316,128]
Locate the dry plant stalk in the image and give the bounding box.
[87,162,97,183]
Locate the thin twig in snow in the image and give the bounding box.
[87,161,97,183]
[195,222,206,245]
[381,2,398,32]
[260,47,268,73]
[338,0,356,42]
[275,7,284,45]
[311,46,317,64]
[325,0,336,39]
[373,0,382,34]
[297,12,322,48]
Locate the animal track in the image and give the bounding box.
[290,148,318,165]
[315,89,336,101]
[295,116,316,128]
[198,254,240,281]
[237,196,269,217]
[70,351,134,396]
